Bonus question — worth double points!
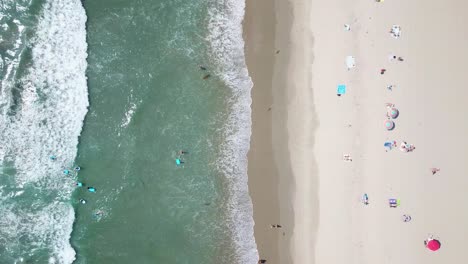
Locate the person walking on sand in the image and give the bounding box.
[270,224,282,228]
[431,168,440,175]
[258,260,267,264]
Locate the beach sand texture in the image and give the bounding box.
[246,0,468,263]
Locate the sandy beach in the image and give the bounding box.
[246,0,468,263]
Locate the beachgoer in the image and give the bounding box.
[431,168,440,175]
[199,65,207,70]
[363,193,369,205]
[79,199,86,204]
[380,69,386,75]
[344,24,351,31]
[77,182,83,187]
[398,57,404,61]
[178,150,188,155]
[176,158,184,165]
[63,170,70,175]
[87,187,96,193]
[203,74,210,80]
[258,260,267,264]
[50,155,57,161]
[402,214,412,222]
[343,154,352,162]
[387,85,393,91]
[74,166,81,171]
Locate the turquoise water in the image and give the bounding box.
[0,0,257,263]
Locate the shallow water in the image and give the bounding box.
[0,0,257,263]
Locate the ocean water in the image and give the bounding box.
[0,0,256,263]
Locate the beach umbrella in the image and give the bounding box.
[384,141,394,151]
[384,120,395,130]
[388,107,399,119]
[426,239,441,251]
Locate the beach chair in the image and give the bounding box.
[389,198,399,208]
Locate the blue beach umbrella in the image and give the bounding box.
[384,141,393,151]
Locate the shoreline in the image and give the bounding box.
[244,0,318,262]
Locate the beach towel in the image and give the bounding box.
[337,84,346,95]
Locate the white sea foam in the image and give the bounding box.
[0,0,88,263]
[120,90,140,128]
[207,0,258,263]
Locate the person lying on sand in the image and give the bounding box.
[402,214,412,222]
[400,141,416,152]
[343,154,353,162]
[431,168,440,175]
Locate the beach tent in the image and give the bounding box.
[426,239,441,251]
[346,56,356,69]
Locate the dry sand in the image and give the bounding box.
[246,0,468,263]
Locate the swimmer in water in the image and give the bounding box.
[76,182,83,187]
[79,199,86,204]
[63,170,70,175]
[178,150,188,155]
[50,155,57,161]
[74,166,81,171]
[87,187,96,193]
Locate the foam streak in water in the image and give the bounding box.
[207,0,258,262]
[0,0,88,263]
